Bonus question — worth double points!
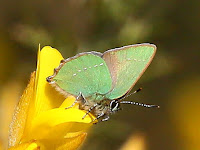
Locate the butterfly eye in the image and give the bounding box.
[110,100,120,112]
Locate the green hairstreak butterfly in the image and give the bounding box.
[47,43,159,123]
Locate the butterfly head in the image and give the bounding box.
[109,100,121,113]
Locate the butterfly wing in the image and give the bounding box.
[103,43,156,100]
[52,53,112,98]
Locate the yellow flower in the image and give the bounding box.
[8,46,96,150]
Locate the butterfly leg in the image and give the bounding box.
[65,92,85,109]
[91,112,105,124]
[100,115,110,122]
[82,103,98,119]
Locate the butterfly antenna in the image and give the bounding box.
[120,101,160,108]
[134,87,143,94]
[120,88,142,100]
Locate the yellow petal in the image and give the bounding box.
[23,46,68,141]
[8,72,36,147]
[38,133,87,150]
[34,46,65,116]
[8,141,39,150]
[23,100,95,141]
[9,46,96,150]
[59,96,79,109]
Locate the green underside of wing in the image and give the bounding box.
[103,45,156,100]
[53,54,112,98]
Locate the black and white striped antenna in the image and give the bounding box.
[120,88,160,108]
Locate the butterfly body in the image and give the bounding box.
[47,43,157,122]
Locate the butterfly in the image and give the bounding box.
[47,43,159,123]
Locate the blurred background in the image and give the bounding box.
[0,0,199,150]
